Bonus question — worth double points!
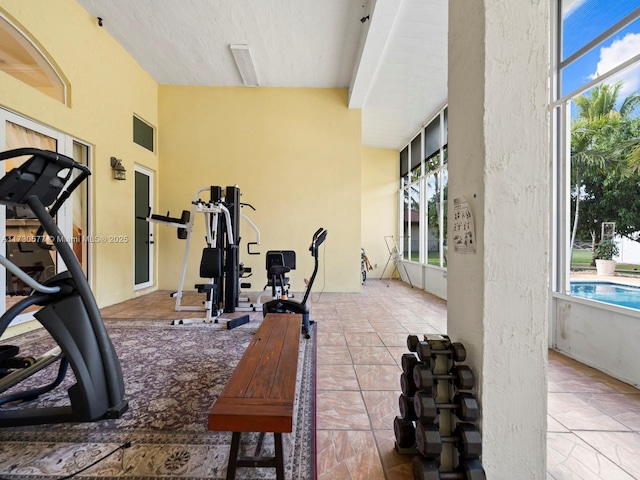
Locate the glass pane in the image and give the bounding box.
[4,122,57,304]
[561,16,640,96]
[562,0,640,61]
[400,146,409,179]
[0,16,66,103]
[424,117,441,158]
[568,77,640,275]
[133,116,155,152]
[410,182,420,262]
[426,151,441,173]
[443,108,448,146]
[426,174,439,266]
[442,166,448,268]
[403,188,410,260]
[410,135,421,171]
[134,171,151,284]
[72,141,88,277]
[411,163,421,183]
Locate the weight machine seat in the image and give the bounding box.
[195,283,216,293]
[195,248,222,317]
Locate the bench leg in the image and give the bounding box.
[274,432,284,480]
[225,432,285,480]
[226,432,241,480]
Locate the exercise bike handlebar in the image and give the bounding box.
[301,227,327,305]
[310,228,328,256]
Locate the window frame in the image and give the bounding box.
[398,104,448,268]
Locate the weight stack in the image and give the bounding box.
[394,334,486,479]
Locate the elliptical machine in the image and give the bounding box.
[0,148,128,427]
[263,228,327,338]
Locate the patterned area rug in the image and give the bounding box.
[0,318,315,479]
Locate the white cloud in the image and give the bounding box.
[591,32,640,96]
[563,0,587,18]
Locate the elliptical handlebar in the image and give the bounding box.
[0,149,91,211]
[0,148,90,174]
[0,256,60,294]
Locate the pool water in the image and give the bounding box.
[570,281,640,309]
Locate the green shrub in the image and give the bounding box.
[594,240,619,260]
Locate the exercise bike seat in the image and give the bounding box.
[269,265,291,277]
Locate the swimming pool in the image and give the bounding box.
[570,281,640,309]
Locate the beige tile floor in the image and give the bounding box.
[101,279,640,479]
[309,279,640,480]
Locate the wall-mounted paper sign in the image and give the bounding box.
[453,196,476,254]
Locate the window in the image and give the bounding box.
[0,110,89,326]
[554,2,640,295]
[0,14,67,104]
[133,115,155,152]
[398,106,448,267]
[71,141,90,278]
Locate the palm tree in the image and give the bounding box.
[570,82,640,259]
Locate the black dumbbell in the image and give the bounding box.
[407,334,451,351]
[414,391,480,423]
[393,416,416,449]
[402,352,422,374]
[416,341,466,363]
[415,422,482,459]
[401,371,418,396]
[399,393,418,421]
[399,386,439,420]
[413,364,475,391]
[412,456,486,480]
[401,373,437,397]
[407,334,422,352]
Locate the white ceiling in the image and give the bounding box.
[75,0,447,150]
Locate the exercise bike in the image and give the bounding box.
[263,228,327,338]
[0,148,128,427]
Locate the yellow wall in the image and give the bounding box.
[158,86,362,293]
[0,1,391,323]
[361,146,398,279]
[0,0,159,307]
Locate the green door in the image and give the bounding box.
[134,169,152,287]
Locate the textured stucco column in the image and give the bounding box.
[447,1,550,478]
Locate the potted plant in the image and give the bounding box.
[594,240,619,276]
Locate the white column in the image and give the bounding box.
[447,1,550,478]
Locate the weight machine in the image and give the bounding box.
[0,148,128,426]
[146,185,258,328]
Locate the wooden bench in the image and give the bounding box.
[208,313,302,480]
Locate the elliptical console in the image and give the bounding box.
[0,148,128,427]
[263,227,327,338]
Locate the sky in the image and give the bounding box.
[562,0,640,99]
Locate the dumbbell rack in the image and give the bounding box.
[394,334,487,480]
